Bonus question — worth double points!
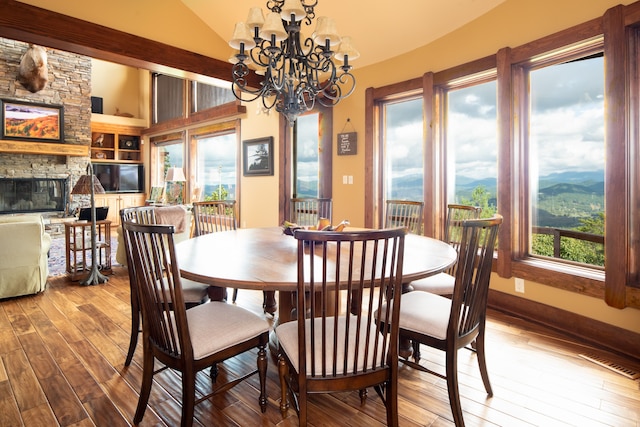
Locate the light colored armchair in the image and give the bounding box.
[0,214,51,299]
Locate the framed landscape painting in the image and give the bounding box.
[1,99,64,142]
[243,136,274,176]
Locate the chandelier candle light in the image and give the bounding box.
[229,0,359,125]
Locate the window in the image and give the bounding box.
[153,74,184,124]
[191,81,235,113]
[382,97,424,202]
[150,71,242,206]
[195,132,237,200]
[365,15,635,308]
[525,51,605,268]
[154,137,185,204]
[280,105,333,222]
[446,79,498,217]
[293,112,320,197]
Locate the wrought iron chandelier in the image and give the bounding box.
[229,0,359,125]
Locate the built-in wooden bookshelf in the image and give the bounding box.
[90,123,143,163]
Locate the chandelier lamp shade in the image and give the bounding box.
[229,0,359,125]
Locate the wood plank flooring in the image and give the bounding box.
[1,266,639,426]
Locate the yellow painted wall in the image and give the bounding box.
[238,109,281,228]
[91,59,144,119]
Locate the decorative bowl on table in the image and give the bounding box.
[281,219,350,236]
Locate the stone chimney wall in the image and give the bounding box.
[0,37,92,217]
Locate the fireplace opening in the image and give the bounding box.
[0,178,68,215]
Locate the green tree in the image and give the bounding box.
[204,185,228,201]
[459,185,496,218]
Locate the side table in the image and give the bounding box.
[65,220,112,281]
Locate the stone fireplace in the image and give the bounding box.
[0,37,92,222]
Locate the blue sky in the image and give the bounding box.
[385,55,605,184]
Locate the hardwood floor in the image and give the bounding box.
[1,266,639,426]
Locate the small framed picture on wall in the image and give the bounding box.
[243,136,274,176]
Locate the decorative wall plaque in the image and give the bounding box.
[337,131,357,155]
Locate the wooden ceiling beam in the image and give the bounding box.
[0,0,260,86]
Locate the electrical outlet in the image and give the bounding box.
[515,278,525,293]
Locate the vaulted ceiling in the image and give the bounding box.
[181,0,507,68]
[11,0,506,72]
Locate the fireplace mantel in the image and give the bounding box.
[0,140,88,156]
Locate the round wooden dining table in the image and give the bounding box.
[176,226,457,325]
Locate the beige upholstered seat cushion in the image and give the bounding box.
[181,278,209,304]
[394,291,451,340]
[276,315,387,376]
[409,272,455,295]
[187,301,269,360]
[153,277,208,305]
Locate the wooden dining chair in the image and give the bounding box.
[289,197,333,227]
[192,200,239,302]
[122,220,269,427]
[276,227,407,427]
[192,200,276,313]
[384,199,424,234]
[391,215,501,427]
[409,204,482,295]
[119,206,209,367]
[192,200,238,236]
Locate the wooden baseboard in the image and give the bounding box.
[488,290,640,364]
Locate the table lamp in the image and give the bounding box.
[165,166,186,204]
[71,163,108,286]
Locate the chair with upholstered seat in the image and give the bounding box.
[123,220,269,427]
[277,227,407,427]
[391,215,501,427]
[289,197,332,227]
[192,200,239,302]
[119,206,209,367]
[409,204,481,295]
[192,200,276,313]
[384,199,424,234]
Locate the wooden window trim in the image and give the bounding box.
[365,3,640,309]
[278,105,333,224]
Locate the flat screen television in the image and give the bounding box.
[93,163,144,193]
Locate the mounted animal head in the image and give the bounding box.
[17,44,48,93]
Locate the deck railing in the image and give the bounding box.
[532,226,604,259]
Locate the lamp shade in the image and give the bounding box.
[280,0,306,21]
[313,16,341,46]
[165,167,186,182]
[246,7,265,29]
[259,12,287,41]
[335,36,360,61]
[72,174,105,195]
[229,22,256,50]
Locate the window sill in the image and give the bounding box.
[511,257,605,300]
